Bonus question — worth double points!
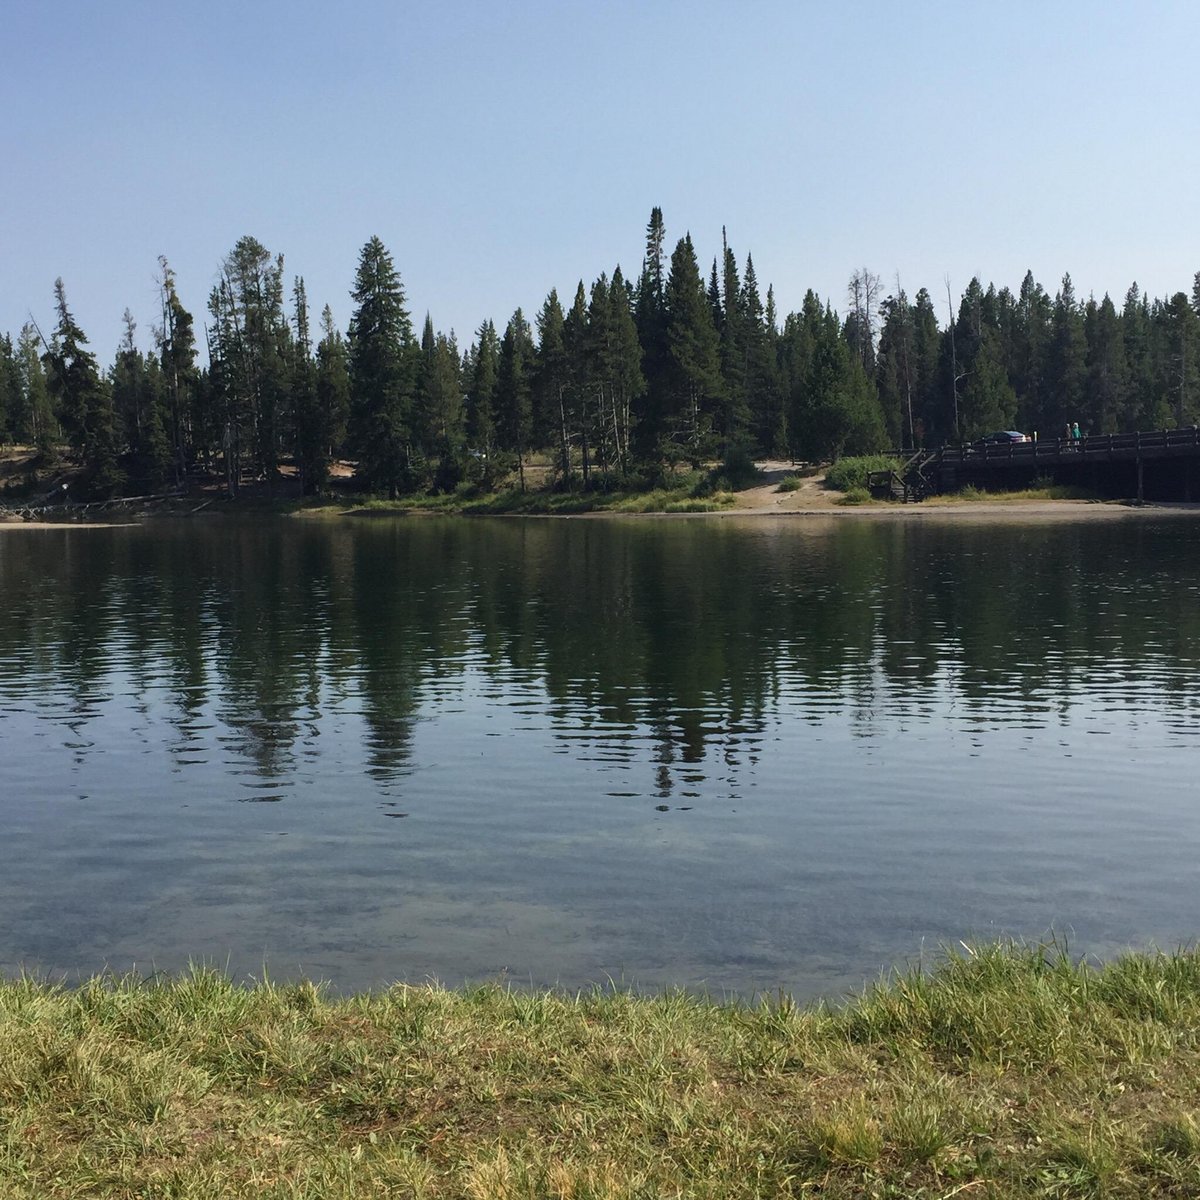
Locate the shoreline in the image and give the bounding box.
[590,498,1200,522]
[4,497,1199,529]
[3,456,1196,526]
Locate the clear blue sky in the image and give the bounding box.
[4,1,1198,360]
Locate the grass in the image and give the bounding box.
[293,478,737,517]
[3,942,1200,1197]
[927,480,1104,505]
[835,486,873,507]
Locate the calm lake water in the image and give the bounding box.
[2,513,1199,999]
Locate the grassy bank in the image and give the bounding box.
[924,481,1103,505]
[292,480,738,518]
[3,943,1200,1197]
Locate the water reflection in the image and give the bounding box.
[2,515,1200,995]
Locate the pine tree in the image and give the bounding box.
[959,328,1017,439]
[1122,284,1158,428]
[155,257,198,482]
[563,284,592,485]
[1160,292,1200,426]
[1043,273,1087,434]
[781,290,823,459]
[707,259,723,333]
[533,289,571,481]
[208,238,291,493]
[44,279,123,495]
[466,320,499,481]
[423,330,466,491]
[803,302,886,460]
[633,207,669,466]
[876,289,914,448]
[718,233,748,441]
[1011,271,1051,434]
[0,334,17,444]
[740,254,783,455]
[937,277,993,442]
[910,289,941,444]
[315,305,350,474]
[111,309,170,489]
[16,324,55,454]
[607,265,645,475]
[347,236,418,497]
[1084,295,1126,433]
[139,353,172,488]
[496,310,534,490]
[664,234,722,466]
[111,312,141,455]
[290,277,329,494]
[585,275,614,475]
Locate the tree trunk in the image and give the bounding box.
[557,386,571,484]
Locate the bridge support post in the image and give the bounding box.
[1137,457,1144,503]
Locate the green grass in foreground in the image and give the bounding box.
[3,942,1200,1197]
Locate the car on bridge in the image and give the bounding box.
[975,430,1029,445]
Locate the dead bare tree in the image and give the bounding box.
[847,268,882,372]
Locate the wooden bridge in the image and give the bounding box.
[869,428,1200,503]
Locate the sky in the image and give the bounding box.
[4,0,1199,361]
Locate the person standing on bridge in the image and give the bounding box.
[1072,421,1081,440]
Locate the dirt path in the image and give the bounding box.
[722,462,1199,522]
[732,461,839,512]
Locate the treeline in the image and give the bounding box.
[1,208,1199,497]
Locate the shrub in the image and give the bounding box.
[823,455,898,492]
[720,441,762,490]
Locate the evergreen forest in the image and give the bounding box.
[2,209,1199,499]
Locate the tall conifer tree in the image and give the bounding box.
[347,236,417,496]
[664,234,722,465]
[315,305,350,472]
[496,309,534,490]
[466,320,499,480]
[44,279,123,494]
[1084,296,1126,433]
[634,207,669,466]
[290,277,328,493]
[533,289,571,480]
[1045,273,1087,433]
[155,257,198,482]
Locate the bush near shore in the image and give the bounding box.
[2,942,1200,1198]
[823,455,900,493]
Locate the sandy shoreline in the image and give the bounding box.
[0,519,138,530]
[4,502,1198,530]
[3,460,1199,528]
[585,500,1200,524]
[5,498,1200,529]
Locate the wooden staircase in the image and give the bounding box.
[867,449,940,502]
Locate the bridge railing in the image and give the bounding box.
[935,426,1200,467]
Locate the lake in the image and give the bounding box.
[1,512,1198,999]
